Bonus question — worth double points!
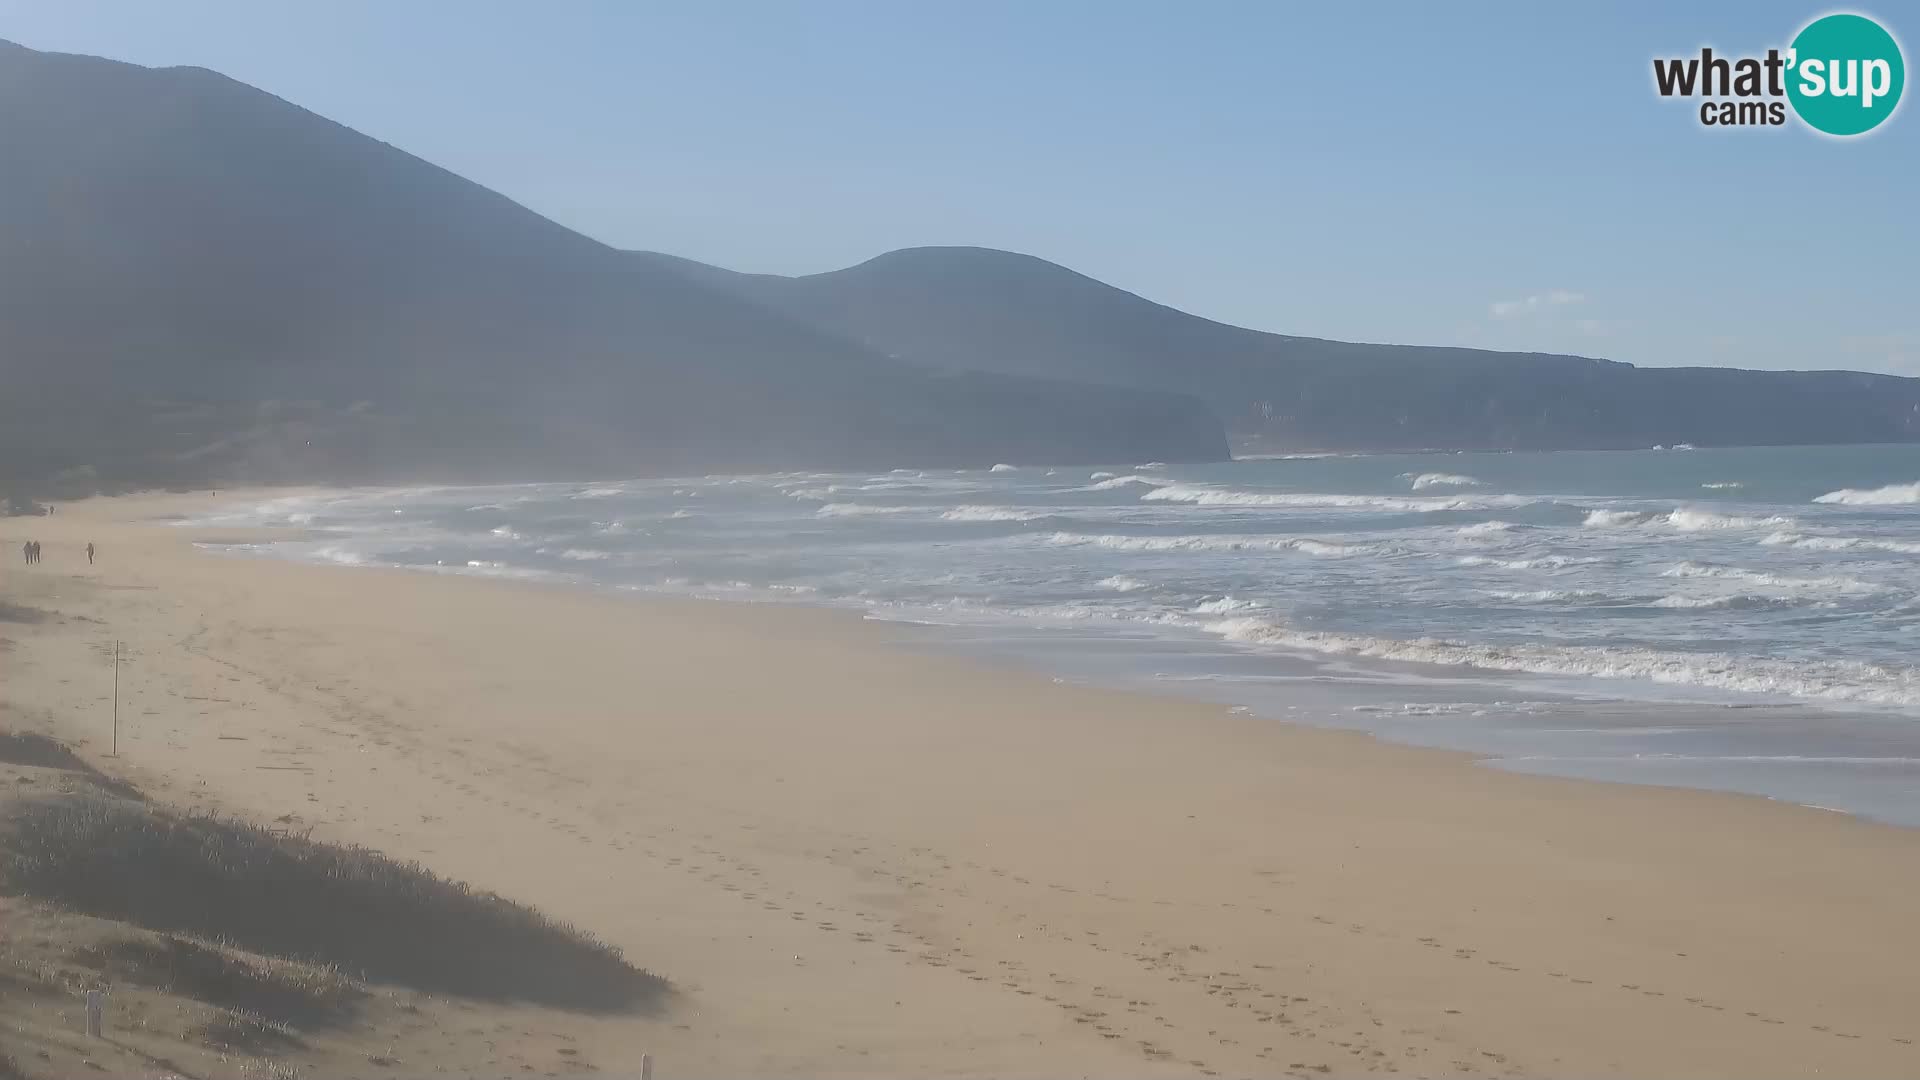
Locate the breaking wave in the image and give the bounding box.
[1659,561,1880,594]
[1403,472,1484,490]
[1202,617,1920,707]
[1582,508,1794,531]
[1191,596,1264,615]
[939,505,1048,523]
[1814,481,1920,506]
[1044,532,1384,556]
[1457,554,1601,570]
[1760,531,1920,555]
[1486,588,1619,604]
[1141,484,1530,512]
[1082,473,1162,491]
[816,503,919,517]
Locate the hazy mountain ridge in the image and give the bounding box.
[5,38,1917,504]
[650,245,1920,452]
[0,41,1223,498]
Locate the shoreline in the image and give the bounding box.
[179,482,1920,829]
[6,491,1920,1076]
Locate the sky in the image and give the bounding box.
[2,1,1914,374]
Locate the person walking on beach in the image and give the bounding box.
[19,541,28,566]
[31,540,41,564]
[86,542,95,565]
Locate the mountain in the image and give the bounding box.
[0,40,1225,499]
[653,245,1920,452]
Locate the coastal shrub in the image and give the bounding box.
[0,730,143,801]
[0,601,45,624]
[191,1007,307,1055]
[0,731,84,770]
[71,934,363,1029]
[0,797,665,1013]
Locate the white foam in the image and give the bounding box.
[1096,575,1148,593]
[1669,508,1794,531]
[1142,484,1529,512]
[1700,482,1744,490]
[1582,508,1794,531]
[1191,596,1263,615]
[1457,554,1601,570]
[1760,531,1920,554]
[1089,471,1117,481]
[310,545,368,566]
[939,505,1046,523]
[1045,532,1383,556]
[989,463,1017,473]
[816,503,919,518]
[1201,617,1920,707]
[1814,481,1920,506]
[1660,561,1880,594]
[1457,520,1520,537]
[1402,472,1484,490]
[573,486,625,499]
[557,549,611,561]
[1648,593,1808,611]
[1582,509,1651,528]
[1083,474,1163,491]
[1487,588,1616,604]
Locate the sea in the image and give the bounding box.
[187,443,1920,826]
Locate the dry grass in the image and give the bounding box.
[1,796,666,1012]
[70,933,362,1029]
[191,1007,308,1055]
[0,731,95,773]
[0,731,143,801]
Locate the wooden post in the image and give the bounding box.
[85,989,103,1037]
[112,640,120,756]
[640,1054,653,1080]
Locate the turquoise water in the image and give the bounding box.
[192,444,1920,823]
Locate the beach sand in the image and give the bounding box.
[5,492,1920,1078]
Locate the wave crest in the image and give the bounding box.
[1045,532,1382,556]
[1402,472,1484,490]
[1814,481,1920,506]
[1142,484,1529,512]
[1201,617,1920,706]
[1582,508,1794,531]
[940,505,1046,522]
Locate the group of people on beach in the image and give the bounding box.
[19,541,92,565]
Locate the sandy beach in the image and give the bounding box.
[5,491,1920,1078]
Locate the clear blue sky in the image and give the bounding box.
[3,1,1914,373]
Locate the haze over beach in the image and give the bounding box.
[4,3,1920,1078]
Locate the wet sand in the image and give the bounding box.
[5,491,1920,1077]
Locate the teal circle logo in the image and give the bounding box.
[1787,13,1905,136]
